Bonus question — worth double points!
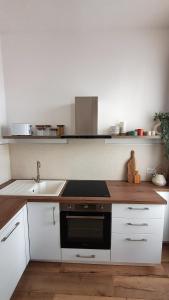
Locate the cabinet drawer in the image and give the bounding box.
[61,248,110,263]
[111,218,164,235]
[111,233,162,264]
[111,204,164,219]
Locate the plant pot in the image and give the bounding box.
[152,174,166,187]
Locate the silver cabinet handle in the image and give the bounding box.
[66,216,104,220]
[76,254,95,258]
[126,222,148,226]
[1,222,20,242]
[125,238,147,242]
[52,207,56,225]
[128,207,149,211]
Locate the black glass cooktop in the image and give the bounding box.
[62,180,110,197]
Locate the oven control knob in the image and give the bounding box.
[84,205,88,209]
[99,205,104,209]
[67,204,72,209]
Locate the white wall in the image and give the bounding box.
[10,141,162,181]
[0,39,11,183]
[1,30,169,133]
[1,29,169,180]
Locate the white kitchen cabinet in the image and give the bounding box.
[111,204,164,264]
[0,205,29,300]
[28,202,61,261]
[157,192,169,242]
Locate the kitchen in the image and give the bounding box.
[0,1,169,300]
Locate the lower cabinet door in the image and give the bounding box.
[157,192,169,241]
[28,202,61,261]
[62,248,110,263]
[0,209,27,300]
[111,233,162,264]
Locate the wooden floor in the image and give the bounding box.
[12,244,169,300]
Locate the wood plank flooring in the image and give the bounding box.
[12,244,169,300]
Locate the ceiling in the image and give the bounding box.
[0,0,169,33]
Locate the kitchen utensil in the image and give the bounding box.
[127,150,136,183]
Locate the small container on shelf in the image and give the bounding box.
[126,131,135,136]
[44,125,51,136]
[143,131,148,136]
[36,125,51,136]
[151,130,156,136]
[112,125,120,136]
[57,125,65,137]
[119,122,126,135]
[36,125,45,136]
[136,129,144,136]
[50,128,58,136]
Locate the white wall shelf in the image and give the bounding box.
[2,136,68,144]
[2,135,162,145]
[0,138,9,145]
[105,136,162,145]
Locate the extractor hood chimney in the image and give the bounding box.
[75,97,98,135]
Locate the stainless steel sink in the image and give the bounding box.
[0,180,66,196]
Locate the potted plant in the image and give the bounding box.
[154,112,169,184]
[154,112,169,158]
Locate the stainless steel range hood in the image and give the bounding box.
[63,97,111,138]
[75,97,98,135]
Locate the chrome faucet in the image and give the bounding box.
[34,161,41,183]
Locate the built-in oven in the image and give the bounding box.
[60,204,111,250]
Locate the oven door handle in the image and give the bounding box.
[65,215,105,220]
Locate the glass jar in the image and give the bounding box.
[50,128,58,136]
[36,125,45,136]
[57,125,65,137]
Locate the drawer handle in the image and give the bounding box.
[1,222,20,242]
[126,222,148,226]
[126,238,147,242]
[76,254,95,259]
[128,207,149,211]
[52,207,56,225]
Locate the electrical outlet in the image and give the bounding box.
[146,168,156,175]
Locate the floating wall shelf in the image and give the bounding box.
[105,136,161,145]
[2,136,68,144]
[2,135,162,145]
[0,138,9,145]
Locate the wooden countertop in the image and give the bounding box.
[0,180,167,230]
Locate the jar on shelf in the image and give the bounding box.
[36,125,45,136]
[50,128,58,136]
[36,125,51,136]
[57,125,65,137]
[44,125,51,136]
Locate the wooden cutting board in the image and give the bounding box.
[127,150,136,183]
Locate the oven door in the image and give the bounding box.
[60,211,111,249]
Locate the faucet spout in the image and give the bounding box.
[36,161,41,183]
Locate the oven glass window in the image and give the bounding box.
[67,218,103,241]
